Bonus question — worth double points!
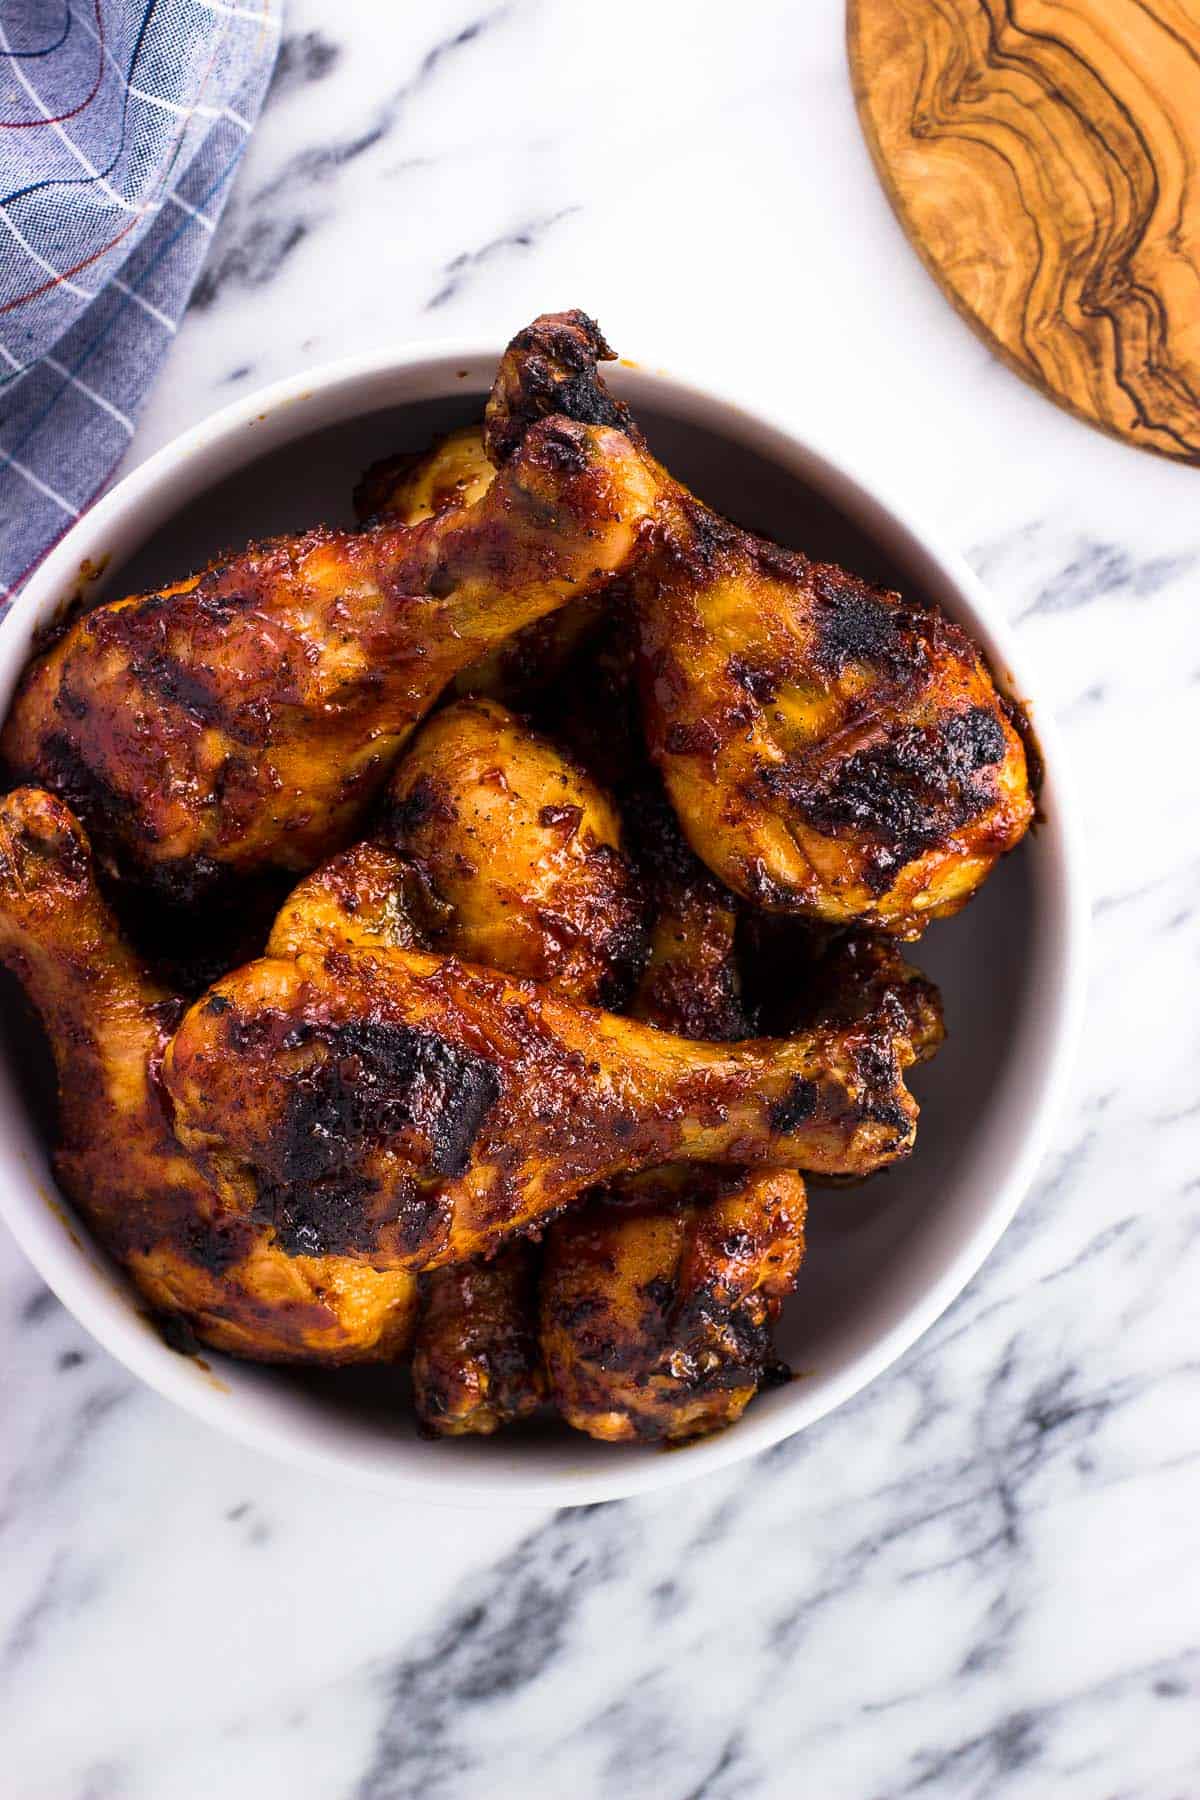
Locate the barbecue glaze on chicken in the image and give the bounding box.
[3,418,656,900]
[0,788,417,1362]
[483,310,1035,938]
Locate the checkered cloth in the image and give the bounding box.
[0,0,280,603]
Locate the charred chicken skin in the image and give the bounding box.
[356,426,608,712]
[269,729,555,1437]
[383,696,646,1008]
[0,307,993,1460]
[411,1245,546,1437]
[482,311,1035,938]
[541,1164,806,1443]
[540,777,807,1443]
[164,942,920,1272]
[2,417,657,900]
[367,699,808,1439]
[0,788,417,1363]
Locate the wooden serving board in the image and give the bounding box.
[848,0,1200,462]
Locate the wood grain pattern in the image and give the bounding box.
[848,0,1200,461]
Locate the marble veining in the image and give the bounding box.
[2,1,1198,1795]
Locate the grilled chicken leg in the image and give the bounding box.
[355,426,607,711]
[411,1246,546,1437]
[384,699,799,1440]
[541,1164,807,1442]
[0,788,418,1362]
[483,311,1035,938]
[539,770,807,1443]
[164,942,921,1273]
[2,417,657,900]
[268,830,548,1434]
[384,696,646,1007]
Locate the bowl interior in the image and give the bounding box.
[0,364,1071,1501]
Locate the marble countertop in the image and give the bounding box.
[3,3,1198,1795]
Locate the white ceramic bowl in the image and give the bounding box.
[0,346,1087,1505]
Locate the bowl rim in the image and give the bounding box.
[0,339,1089,1507]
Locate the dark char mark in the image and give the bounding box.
[807,568,929,684]
[851,1040,909,1133]
[127,651,224,726]
[386,771,457,841]
[765,705,1007,891]
[260,1020,500,1257]
[769,1077,819,1134]
[727,654,778,703]
[485,310,639,459]
[35,730,140,842]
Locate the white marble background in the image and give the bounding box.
[3,3,1199,1795]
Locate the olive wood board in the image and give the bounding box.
[848,0,1200,462]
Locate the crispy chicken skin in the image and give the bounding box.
[382,698,797,1439]
[743,921,946,1058]
[267,841,425,959]
[384,697,646,1007]
[354,425,496,526]
[2,417,657,900]
[411,1245,546,1436]
[357,424,607,710]
[484,311,1035,938]
[382,699,641,1434]
[541,1165,806,1442]
[0,789,417,1362]
[270,792,549,1437]
[540,761,804,1444]
[625,779,748,1040]
[164,944,922,1272]
[634,511,1033,937]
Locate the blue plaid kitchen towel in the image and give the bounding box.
[0,0,280,604]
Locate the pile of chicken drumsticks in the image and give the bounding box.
[0,312,1034,1445]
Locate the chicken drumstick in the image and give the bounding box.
[3,417,656,900]
[483,310,1035,939]
[0,788,418,1362]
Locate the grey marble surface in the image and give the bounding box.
[2,3,1198,1795]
